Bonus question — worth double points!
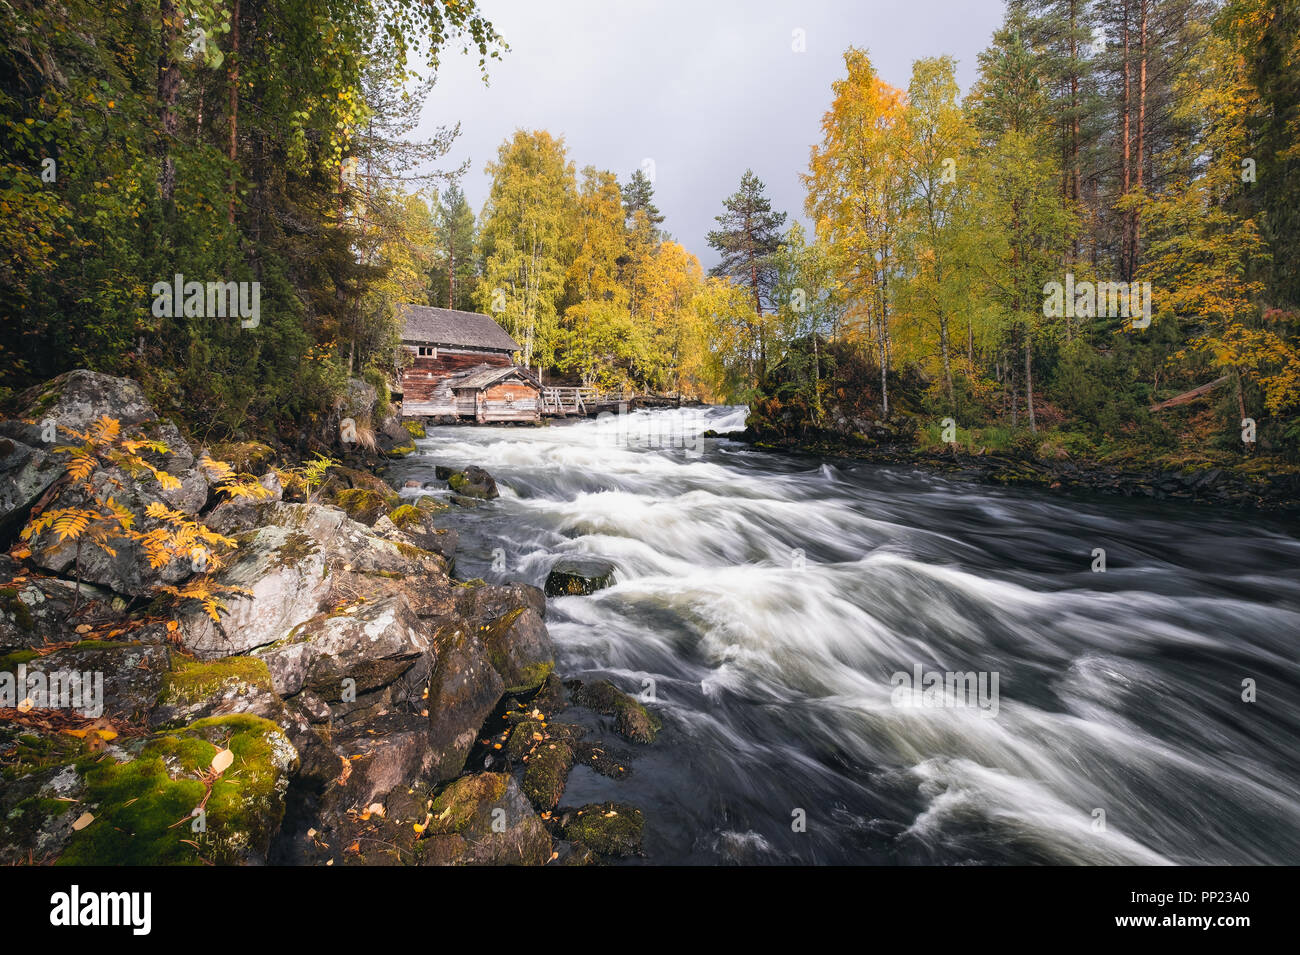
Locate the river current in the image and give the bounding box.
[389,406,1300,865]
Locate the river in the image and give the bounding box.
[389,406,1300,865]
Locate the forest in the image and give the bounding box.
[2,0,1298,468]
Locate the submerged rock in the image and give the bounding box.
[446,465,498,500]
[559,802,643,858]
[568,679,660,743]
[545,556,616,597]
[419,772,551,866]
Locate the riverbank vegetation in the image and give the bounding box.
[747,0,1300,481]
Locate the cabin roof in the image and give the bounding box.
[399,304,520,352]
[447,363,541,392]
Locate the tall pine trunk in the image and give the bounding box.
[157,0,179,201]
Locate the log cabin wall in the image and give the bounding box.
[476,380,541,422]
[400,346,512,405]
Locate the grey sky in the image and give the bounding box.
[419,0,1007,269]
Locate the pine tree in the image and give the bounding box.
[706,169,787,378]
[430,183,478,311]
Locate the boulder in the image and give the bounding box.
[14,370,157,436]
[522,739,574,811]
[179,504,344,658]
[458,580,546,622]
[446,466,498,500]
[425,623,504,783]
[149,655,282,730]
[419,773,551,866]
[1,640,170,724]
[327,711,438,806]
[545,556,616,597]
[0,557,124,651]
[256,594,431,710]
[0,437,60,543]
[559,802,643,858]
[478,607,554,695]
[567,679,660,744]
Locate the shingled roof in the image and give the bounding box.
[399,304,520,353]
[446,364,542,391]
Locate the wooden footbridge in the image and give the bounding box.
[540,386,682,417]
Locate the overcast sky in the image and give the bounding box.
[417,0,1007,270]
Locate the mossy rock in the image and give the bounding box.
[479,607,555,695]
[570,680,660,743]
[414,495,447,513]
[446,466,498,500]
[57,714,297,865]
[522,740,573,811]
[0,587,34,633]
[402,419,427,439]
[544,556,616,597]
[155,656,274,723]
[428,772,510,835]
[562,803,643,858]
[334,487,393,525]
[385,439,417,458]
[388,504,425,529]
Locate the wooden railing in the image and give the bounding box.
[540,385,641,415]
[541,386,598,414]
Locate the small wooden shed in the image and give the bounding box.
[444,364,543,423]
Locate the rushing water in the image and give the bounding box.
[389,406,1300,865]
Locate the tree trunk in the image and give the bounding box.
[1121,0,1133,281]
[157,0,180,201]
[1025,330,1036,433]
[228,0,241,224]
[1134,0,1148,276]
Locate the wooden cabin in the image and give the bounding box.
[398,304,541,422]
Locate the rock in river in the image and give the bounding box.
[545,556,616,597]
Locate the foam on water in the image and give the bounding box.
[388,406,1300,864]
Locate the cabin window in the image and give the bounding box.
[416,346,438,358]
[504,393,514,405]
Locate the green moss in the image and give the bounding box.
[0,649,39,672]
[58,715,294,865]
[0,588,33,632]
[159,656,272,707]
[385,440,416,459]
[388,504,424,529]
[415,495,446,512]
[428,773,508,835]
[270,530,319,570]
[0,728,88,780]
[394,540,432,561]
[335,488,391,524]
[511,662,554,696]
[564,803,643,857]
[402,420,427,439]
[522,741,572,811]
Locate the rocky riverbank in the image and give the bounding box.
[726,426,1300,514]
[0,370,658,865]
